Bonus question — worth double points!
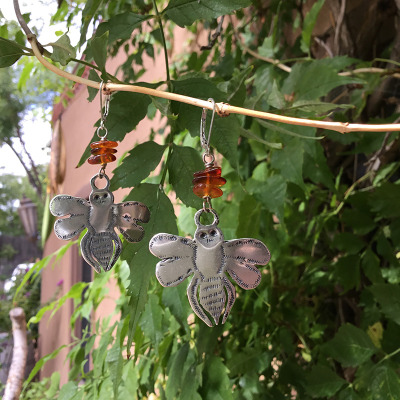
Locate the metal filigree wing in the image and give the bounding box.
[50,195,90,240]
[149,234,195,287]
[223,239,270,289]
[115,201,150,242]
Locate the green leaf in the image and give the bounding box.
[0,37,27,67]
[201,356,233,400]
[80,0,103,45]
[370,183,400,218]
[77,90,151,167]
[370,284,400,325]
[106,344,123,398]
[323,324,376,367]
[362,248,383,283]
[49,34,76,66]
[267,80,286,109]
[110,141,166,190]
[166,343,190,398]
[334,254,360,292]
[98,13,149,43]
[90,31,109,72]
[123,184,177,349]
[162,283,191,325]
[305,365,345,398]
[246,174,287,223]
[164,0,251,27]
[240,127,282,150]
[87,69,101,102]
[282,60,364,101]
[168,144,203,208]
[301,0,325,53]
[139,293,163,346]
[59,382,82,400]
[271,138,305,189]
[257,119,323,140]
[370,365,400,400]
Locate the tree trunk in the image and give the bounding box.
[3,308,28,400]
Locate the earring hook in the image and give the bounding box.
[97,81,111,139]
[200,98,216,157]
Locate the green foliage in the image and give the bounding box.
[2,0,400,399]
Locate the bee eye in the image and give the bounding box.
[94,195,99,200]
[199,232,207,239]
[210,229,218,237]
[103,193,108,198]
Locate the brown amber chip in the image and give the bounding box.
[91,148,117,156]
[193,184,223,198]
[90,140,118,149]
[192,165,226,198]
[88,153,117,165]
[87,139,118,165]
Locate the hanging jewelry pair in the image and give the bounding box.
[50,82,150,272]
[49,89,270,326]
[149,99,271,327]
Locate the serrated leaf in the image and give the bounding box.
[106,345,123,398]
[305,365,345,398]
[123,184,177,349]
[334,254,360,292]
[246,174,287,223]
[282,59,364,101]
[371,365,400,400]
[59,382,81,400]
[323,324,376,367]
[80,0,103,45]
[0,37,26,67]
[168,144,203,208]
[164,0,251,27]
[98,12,149,43]
[267,80,286,109]
[139,293,163,346]
[166,343,190,398]
[201,356,233,400]
[370,284,400,325]
[90,31,108,72]
[49,34,76,66]
[271,138,305,188]
[162,283,191,325]
[301,0,325,53]
[369,183,400,218]
[110,141,166,190]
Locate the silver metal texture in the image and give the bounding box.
[200,98,216,157]
[149,208,270,327]
[50,173,150,273]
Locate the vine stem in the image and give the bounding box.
[28,38,400,134]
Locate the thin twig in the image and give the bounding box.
[334,0,347,55]
[200,16,225,51]
[28,38,400,134]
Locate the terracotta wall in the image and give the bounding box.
[40,26,189,382]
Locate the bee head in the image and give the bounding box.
[195,225,223,248]
[90,190,114,207]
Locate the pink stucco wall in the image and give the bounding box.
[40,25,190,382]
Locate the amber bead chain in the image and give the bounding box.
[192,166,226,199]
[88,139,118,165]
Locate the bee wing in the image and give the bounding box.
[224,239,270,289]
[115,201,150,242]
[149,234,195,287]
[50,195,90,240]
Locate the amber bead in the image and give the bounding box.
[192,166,226,198]
[87,139,118,165]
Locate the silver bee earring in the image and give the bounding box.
[50,82,150,273]
[149,99,270,327]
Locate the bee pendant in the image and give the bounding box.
[149,209,270,326]
[50,174,150,273]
